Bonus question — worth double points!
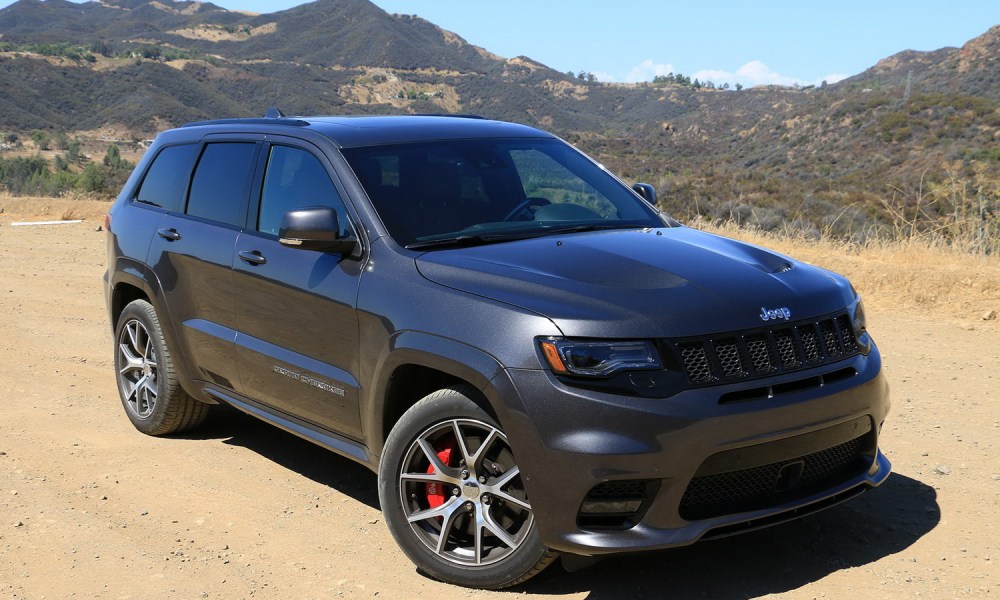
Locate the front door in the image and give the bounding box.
[232,142,365,439]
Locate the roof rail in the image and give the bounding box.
[181,117,310,128]
[412,113,487,120]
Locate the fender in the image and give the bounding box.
[363,330,505,460]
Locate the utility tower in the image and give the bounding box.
[903,69,912,102]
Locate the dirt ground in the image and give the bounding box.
[0,203,997,599]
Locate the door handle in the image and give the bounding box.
[157,228,181,241]
[238,250,267,265]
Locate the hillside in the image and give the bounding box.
[0,0,651,131]
[0,0,997,249]
[843,24,1000,99]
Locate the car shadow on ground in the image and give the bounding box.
[177,404,380,510]
[523,472,939,598]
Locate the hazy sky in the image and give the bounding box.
[1,0,998,87]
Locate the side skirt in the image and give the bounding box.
[203,385,374,470]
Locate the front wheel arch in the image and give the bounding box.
[364,333,506,458]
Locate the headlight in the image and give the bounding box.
[850,293,872,355]
[538,338,661,378]
[852,297,867,336]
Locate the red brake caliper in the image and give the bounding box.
[425,437,456,509]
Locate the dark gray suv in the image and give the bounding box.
[104,113,891,589]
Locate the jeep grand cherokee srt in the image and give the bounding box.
[104,113,890,589]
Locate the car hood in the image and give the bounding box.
[414,227,855,338]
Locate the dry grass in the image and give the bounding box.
[700,221,1000,329]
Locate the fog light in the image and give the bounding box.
[579,500,643,514]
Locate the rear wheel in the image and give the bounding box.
[379,386,556,588]
[114,299,208,435]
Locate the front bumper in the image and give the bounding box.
[495,348,891,556]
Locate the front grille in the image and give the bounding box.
[666,311,860,387]
[679,435,869,520]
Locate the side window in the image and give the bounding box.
[135,144,200,212]
[186,143,257,227]
[258,145,352,238]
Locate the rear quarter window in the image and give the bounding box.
[135,144,200,212]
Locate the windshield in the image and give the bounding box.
[341,138,663,248]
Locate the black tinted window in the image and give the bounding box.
[186,143,257,227]
[135,144,199,212]
[258,145,351,237]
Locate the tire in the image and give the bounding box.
[113,299,209,435]
[378,385,557,589]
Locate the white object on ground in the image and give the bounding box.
[10,220,85,227]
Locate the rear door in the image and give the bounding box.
[232,139,365,439]
[146,138,261,391]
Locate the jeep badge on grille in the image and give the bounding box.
[760,306,792,321]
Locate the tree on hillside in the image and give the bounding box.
[104,145,124,168]
[66,139,82,164]
[30,131,50,151]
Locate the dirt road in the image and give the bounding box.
[1,208,997,599]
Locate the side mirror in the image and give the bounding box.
[632,183,657,204]
[279,206,356,254]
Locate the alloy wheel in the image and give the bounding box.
[117,318,158,419]
[398,418,534,567]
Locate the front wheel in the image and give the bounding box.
[378,386,556,588]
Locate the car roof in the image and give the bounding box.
[178,115,556,148]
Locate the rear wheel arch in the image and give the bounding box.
[111,281,149,329]
[108,261,161,328]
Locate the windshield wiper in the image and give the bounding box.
[537,223,637,235]
[406,233,528,250]
[405,223,642,250]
